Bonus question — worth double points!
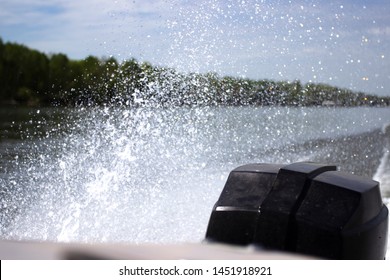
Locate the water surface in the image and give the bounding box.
[0,106,389,252]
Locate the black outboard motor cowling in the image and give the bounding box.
[206,162,389,259]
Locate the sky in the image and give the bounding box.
[1,0,390,96]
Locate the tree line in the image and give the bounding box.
[1,37,389,107]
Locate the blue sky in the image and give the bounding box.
[1,0,390,96]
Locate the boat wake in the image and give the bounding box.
[0,107,389,250]
[373,123,390,197]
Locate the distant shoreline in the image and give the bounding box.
[1,37,389,108]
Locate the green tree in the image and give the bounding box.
[117,59,143,103]
[101,57,119,102]
[0,38,5,101]
[1,36,389,107]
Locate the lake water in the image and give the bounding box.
[0,105,389,255]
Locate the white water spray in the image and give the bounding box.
[374,123,390,196]
[1,106,389,245]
